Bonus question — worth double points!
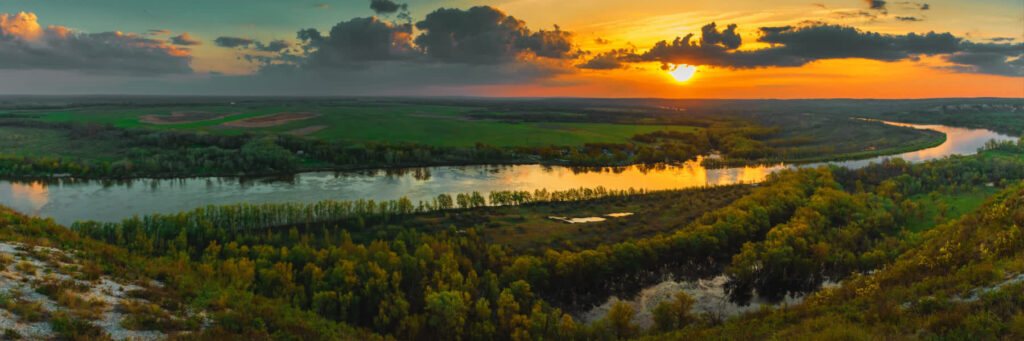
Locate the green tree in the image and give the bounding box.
[652,292,697,332]
[425,291,469,340]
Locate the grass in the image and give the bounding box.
[213,105,701,147]
[0,126,123,160]
[377,185,751,251]
[904,185,1001,232]
[26,104,702,147]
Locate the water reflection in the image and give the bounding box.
[0,122,1016,226]
[4,181,48,215]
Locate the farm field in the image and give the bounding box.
[0,126,121,160]
[30,104,701,147]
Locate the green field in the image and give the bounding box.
[31,105,700,147]
[0,126,121,160]
[904,186,1001,232]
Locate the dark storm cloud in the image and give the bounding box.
[170,33,201,46]
[297,16,414,65]
[214,36,255,48]
[413,6,576,64]
[0,12,192,75]
[895,16,922,22]
[583,22,1023,77]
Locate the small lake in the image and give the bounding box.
[0,121,1017,226]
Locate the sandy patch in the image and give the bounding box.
[287,125,327,136]
[221,112,319,128]
[140,111,232,125]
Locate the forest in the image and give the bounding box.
[0,135,1011,339]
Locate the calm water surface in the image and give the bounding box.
[0,121,1016,226]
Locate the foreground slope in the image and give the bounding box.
[0,208,376,340]
[649,182,1024,340]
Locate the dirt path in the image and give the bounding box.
[139,111,232,125]
[221,112,319,128]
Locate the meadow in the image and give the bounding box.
[0,97,1005,180]
[31,104,701,147]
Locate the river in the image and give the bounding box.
[0,121,1016,226]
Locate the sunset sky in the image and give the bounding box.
[1,0,1021,98]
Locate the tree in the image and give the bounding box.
[425,291,469,341]
[652,292,697,332]
[605,301,638,339]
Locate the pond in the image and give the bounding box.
[0,121,1016,226]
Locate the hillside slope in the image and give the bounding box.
[649,183,1024,340]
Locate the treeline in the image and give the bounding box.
[0,120,521,178]
[71,186,651,253]
[0,118,792,178]
[724,138,1024,304]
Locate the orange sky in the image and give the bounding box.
[1,0,1022,97]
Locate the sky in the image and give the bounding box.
[0,0,1022,98]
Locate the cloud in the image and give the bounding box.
[170,33,201,46]
[231,5,581,90]
[700,22,741,49]
[255,40,291,52]
[297,16,414,65]
[895,16,922,22]
[315,4,329,9]
[946,42,1024,76]
[0,12,43,40]
[865,0,887,11]
[594,37,610,45]
[576,49,631,70]
[148,29,171,36]
[370,0,406,14]
[0,12,192,75]
[829,10,878,20]
[892,1,930,10]
[214,36,255,48]
[584,22,1023,77]
[413,6,576,63]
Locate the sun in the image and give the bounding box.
[667,64,698,82]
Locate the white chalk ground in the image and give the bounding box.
[578,274,838,329]
[0,242,173,340]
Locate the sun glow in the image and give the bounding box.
[667,64,698,82]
